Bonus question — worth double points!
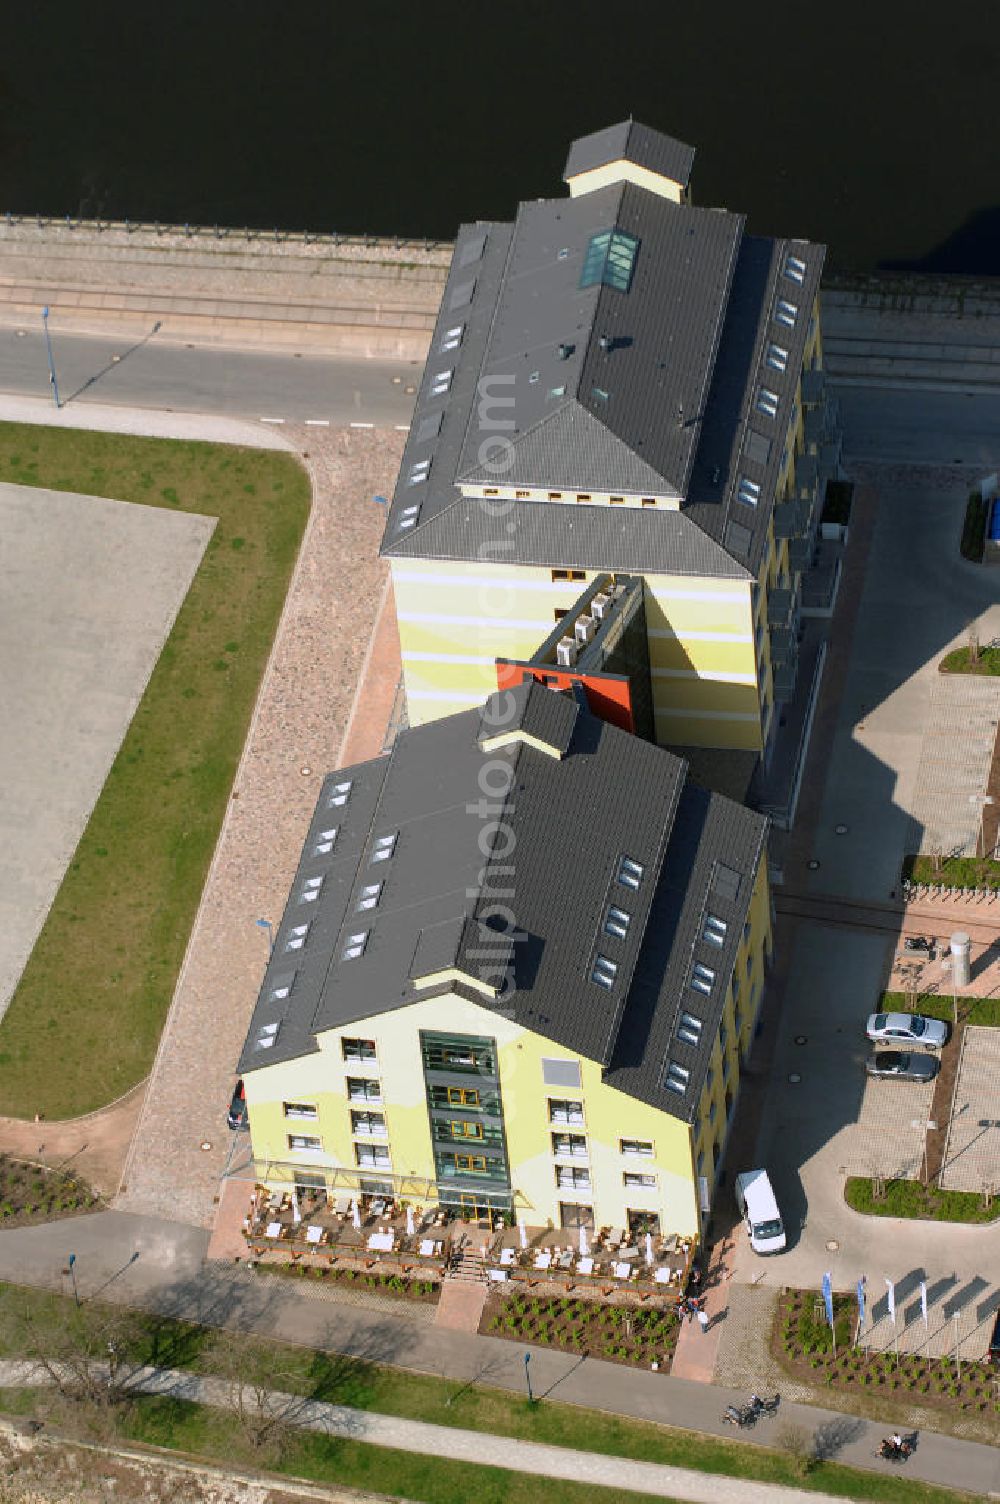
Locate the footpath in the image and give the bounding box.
[0,1212,997,1499]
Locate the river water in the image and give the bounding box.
[3,1,999,273]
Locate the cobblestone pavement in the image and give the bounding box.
[709,1284,813,1401]
[908,675,1000,856]
[848,1070,936,1181]
[117,425,404,1228]
[940,1027,1000,1193]
[862,1267,1000,1361]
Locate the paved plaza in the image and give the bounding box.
[909,676,1000,856]
[0,482,214,1019]
[939,1027,1000,1193]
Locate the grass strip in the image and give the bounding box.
[845,1176,997,1224]
[0,424,309,1117]
[0,1286,980,1504]
[879,990,1000,1028]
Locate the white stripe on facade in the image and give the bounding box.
[405,688,496,703]
[651,668,758,685]
[397,611,551,632]
[393,569,749,604]
[648,628,753,644]
[653,706,761,723]
[402,651,497,666]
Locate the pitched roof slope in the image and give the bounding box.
[564,120,696,189]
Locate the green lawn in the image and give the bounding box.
[938,644,1000,676]
[0,1286,980,1504]
[0,425,309,1117]
[879,990,1000,1028]
[902,852,1000,889]
[845,1176,997,1224]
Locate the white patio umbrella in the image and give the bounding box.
[645,1232,654,1266]
[518,1217,528,1251]
[351,1199,362,1230]
[406,1205,415,1237]
[578,1223,589,1257]
[291,1189,301,1225]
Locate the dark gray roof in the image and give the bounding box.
[238,686,768,1123]
[477,677,580,755]
[606,783,768,1119]
[564,120,696,190]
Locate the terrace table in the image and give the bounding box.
[576,1256,594,1276]
[654,1267,674,1284]
[499,1247,516,1266]
[613,1262,632,1280]
[265,1222,282,1239]
[305,1225,323,1245]
[533,1252,552,1270]
[367,1232,395,1252]
[558,1250,574,1268]
[418,1239,439,1257]
[489,1269,508,1282]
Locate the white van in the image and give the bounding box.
[735,1169,786,1254]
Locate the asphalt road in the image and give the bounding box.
[0,327,420,428]
[836,382,1000,467]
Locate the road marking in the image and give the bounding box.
[350,421,374,429]
[395,424,410,432]
[305,419,330,426]
[259,416,285,424]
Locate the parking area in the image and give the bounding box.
[940,1027,1000,1193]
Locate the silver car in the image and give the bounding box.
[865,1011,948,1049]
[865,1050,940,1082]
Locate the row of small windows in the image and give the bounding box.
[590,954,618,990]
[342,931,368,962]
[774,297,798,329]
[617,855,644,891]
[328,780,352,809]
[604,905,630,940]
[490,489,659,507]
[690,961,716,996]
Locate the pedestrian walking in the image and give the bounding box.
[696,1308,710,1335]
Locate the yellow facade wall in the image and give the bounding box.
[244,990,701,1237]
[567,160,685,203]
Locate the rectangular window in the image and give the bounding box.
[757,387,779,418]
[604,905,631,939]
[784,253,807,284]
[677,1011,703,1046]
[284,923,310,953]
[775,298,798,327]
[356,882,383,912]
[555,1165,591,1189]
[351,1110,386,1138]
[552,1133,588,1160]
[484,487,499,496]
[347,1077,382,1103]
[709,1099,718,1125]
[590,954,617,989]
[326,780,352,808]
[342,1038,376,1062]
[548,1099,584,1125]
[439,323,464,352]
[449,1119,484,1139]
[610,494,626,505]
[355,1142,391,1169]
[542,1057,582,1089]
[702,914,728,947]
[430,368,453,395]
[664,1059,690,1096]
[342,931,369,961]
[766,343,789,373]
[287,1134,321,1152]
[719,1023,729,1054]
[422,1038,495,1074]
[547,490,564,499]
[737,477,760,509]
[743,920,752,945]
[691,961,716,995]
[641,497,657,508]
[282,1102,318,1120]
[447,1086,480,1107]
[516,489,531,499]
[371,832,398,864]
[617,855,644,890]
[442,1152,488,1175]
[624,1172,657,1188]
[312,828,338,856]
[576,494,592,503]
[550,568,586,582]
[620,1139,654,1157]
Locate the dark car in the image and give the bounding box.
[227,1078,248,1130]
[865,1050,940,1082]
[989,1307,1000,1366]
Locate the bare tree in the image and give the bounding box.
[968,624,981,666]
[199,1328,297,1461]
[776,1421,815,1477]
[0,1287,142,1440]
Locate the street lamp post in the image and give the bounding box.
[41,306,61,408]
[523,1351,533,1404]
[67,1251,79,1306]
[255,918,275,956]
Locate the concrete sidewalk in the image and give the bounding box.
[0,1359,861,1504]
[0,1211,996,1499]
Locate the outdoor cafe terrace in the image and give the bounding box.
[243,1186,698,1304]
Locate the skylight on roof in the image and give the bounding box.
[408,458,432,486]
[604,905,631,940]
[342,931,369,961]
[356,882,383,912]
[775,298,798,328]
[737,477,760,509]
[299,875,324,904]
[284,923,310,952]
[548,385,566,399]
[702,913,728,947]
[580,228,640,294]
[430,369,453,396]
[756,387,779,419]
[398,502,421,532]
[690,961,716,995]
[590,954,618,989]
[783,253,807,284]
[591,386,610,403]
[313,827,338,856]
[617,855,644,891]
[327,781,352,808]
[766,343,789,373]
[677,1011,703,1046]
[712,862,742,902]
[371,832,399,864]
[664,1059,690,1095]
[439,323,464,353]
[254,1021,279,1051]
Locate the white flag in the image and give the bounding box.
[885,1277,896,1321]
[919,1280,928,1327]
